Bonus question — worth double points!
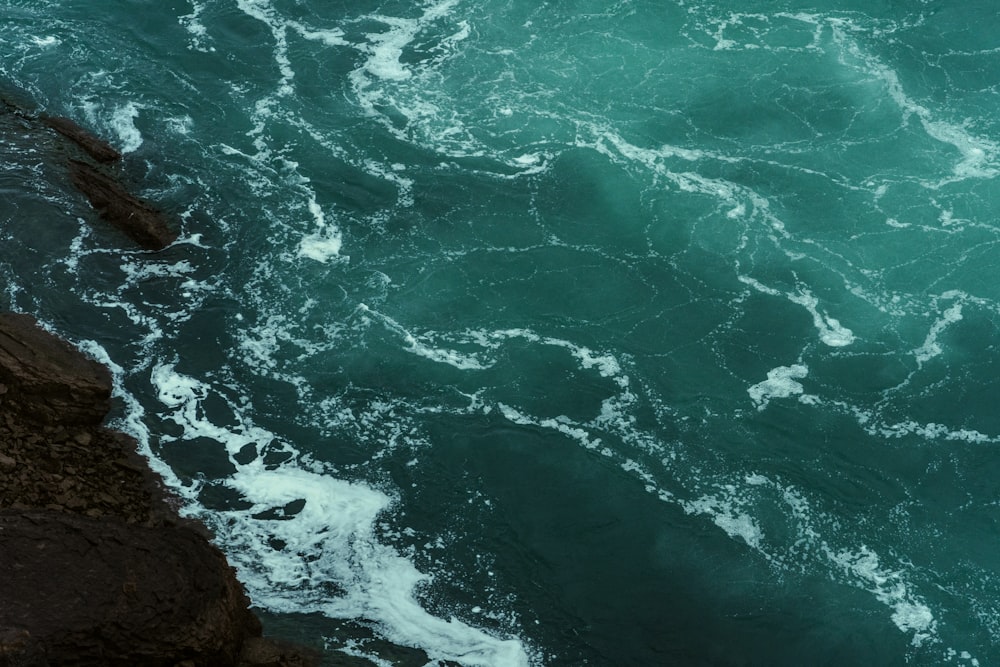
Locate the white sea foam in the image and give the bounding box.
[827,546,937,647]
[829,19,1000,184]
[235,0,295,95]
[355,0,461,82]
[363,18,418,81]
[539,337,626,387]
[768,387,1000,445]
[739,276,855,347]
[447,328,629,387]
[788,291,855,347]
[342,0,543,175]
[716,473,941,647]
[597,128,721,169]
[913,302,963,365]
[80,100,143,153]
[696,12,825,53]
[873,420,993,444]
[297,196,344,263]
[148,362,532,666]
[206,4,352,263]
[61,219,93,274]
[289,23,348,47]
[109,102,144,153]
[684,493,763,548]
[119,259,195,282]
[360,305,491,370]
[748,364,808,411]
[362,159,414,207]
[70,340,187,495]
[179,1,214,51]
[165,115,194,135]
[30,35,60,48]
[298,232,343,263]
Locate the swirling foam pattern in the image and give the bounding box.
[3,1,1000,664]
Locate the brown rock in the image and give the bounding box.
[41,115,121,163]
[239,637,321,667]
[0,510,261,667]
[68,159,178,250]
[0,627,47,667]
[0,313,111,427]
[0,310,319,666]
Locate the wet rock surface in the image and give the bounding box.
[41,115,122,163]
[0,313,318,667]
[0,313,112,428]
[1,98,177,251]
[0,95,417,667]
[68,159,178,251]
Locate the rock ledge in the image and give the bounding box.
[0,313,317,667]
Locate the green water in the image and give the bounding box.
[3,1,1000,664]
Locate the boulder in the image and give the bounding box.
[69,159,177,250]
[0,510,261,667]
[0,313,111,427]
[41,115,121,163]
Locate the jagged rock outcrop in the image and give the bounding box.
[1,97,176,251]
[0,510,261,667]
[0,313,318,667]
[0,313,111,427]
[41,115,122,163]
[68,159,178,251]
[0,414,171,524]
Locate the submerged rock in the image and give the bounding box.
[68,159,178,250]
[41,115,122,163]
[2,97,177,251]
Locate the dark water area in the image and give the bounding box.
[3,1,1000,665]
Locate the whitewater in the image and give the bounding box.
[3,1,1000,664]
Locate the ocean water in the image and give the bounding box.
[3,1,1000,664]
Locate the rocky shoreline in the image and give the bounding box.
[0,95,324,666]
[0,98,443,667]
[0,312,319,666]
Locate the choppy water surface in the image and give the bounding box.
[3,1,1000,664]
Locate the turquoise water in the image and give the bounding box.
[3,1,1000,664]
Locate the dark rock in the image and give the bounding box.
[239,637,321,667]
[0,628,48,667]
[0,95,35,124]
[2,101,176,253]
[68,159,178,250]
[0,277,337,665]
[0,313,111,427]
[0,510,260,667]
[41,115,121,163]
[0,314,319,666]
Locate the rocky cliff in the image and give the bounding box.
[0,313,317,667]
[0,99,405,667]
